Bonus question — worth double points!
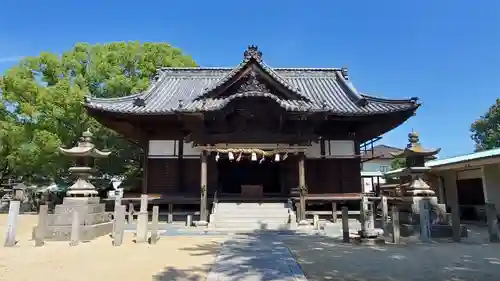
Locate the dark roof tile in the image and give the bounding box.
[85,47,419,116]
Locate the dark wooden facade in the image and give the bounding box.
[84,45,420,221]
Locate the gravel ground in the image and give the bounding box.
[283,226,500,281]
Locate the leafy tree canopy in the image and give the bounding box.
[390,157,406,170]
[470,98,500,151]
[0,41,196,188]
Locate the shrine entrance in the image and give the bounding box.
[217,157,282,196]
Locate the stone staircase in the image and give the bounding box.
[209,202,291,230]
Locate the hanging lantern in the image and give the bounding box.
[274,153,280,162]
[282,153,288,160]
[228,151,234,161]
[215,152,220,162]
[251,152,257,161]
[236,152,242,162]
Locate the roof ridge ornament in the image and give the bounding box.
[244,45,262,62]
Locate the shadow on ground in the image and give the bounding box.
[151,225,500,281]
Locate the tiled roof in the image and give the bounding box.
[361,144,403,160]
[85,46,419,116]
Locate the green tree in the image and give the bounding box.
[390,157,406,170]
[0,41,196,188]
[471,98,500,151]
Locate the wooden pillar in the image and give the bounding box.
[200,150,208,222]
[141,140,149,194]
[298,151,306,221]
[178,138,184,192]
[448,172,461,242]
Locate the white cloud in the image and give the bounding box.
[0,56,23,63]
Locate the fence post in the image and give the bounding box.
[392,206,400,244]
[34,205,49,247]
[342,206,349,243]
[4,201,20,247]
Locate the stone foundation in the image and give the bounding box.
[33,196,113,241]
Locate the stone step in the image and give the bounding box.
[215,210,288,218]
[214,217,289,223]
[211,221,290,229]
[216,203,288,209]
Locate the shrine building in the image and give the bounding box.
[84,45,419,222]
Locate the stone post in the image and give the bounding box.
[313,214,319,230]
[113,205,125,246]
[128,203,134,224]
[392,206,400,244]
[149,206,159,245]
[331,202,337,223]
[69,209,80,246]
[34,205,49,247]
[419,198,432,242]
[486,203,500,243]
[289,211,297,230]
[4,201,20,247]
[342,206,349,243]
[381,196,389,238]
[167,203,173,223]
[136,194,149,243]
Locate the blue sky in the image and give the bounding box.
[0,0,499,158]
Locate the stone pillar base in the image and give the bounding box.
[33,196,112,241]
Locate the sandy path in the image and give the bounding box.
[0,214,226,281]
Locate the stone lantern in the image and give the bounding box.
[390,131,440,197]
[385,131,466,238]
[33,129,114,241]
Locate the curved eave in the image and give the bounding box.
[84,97,419,117]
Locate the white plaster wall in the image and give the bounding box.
[362,159,392,172]
[305,140,355,159]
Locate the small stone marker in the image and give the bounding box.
[419,199,432,242]
[186,215,192,227]
[341,206,349,243]
[35,205,49,247]
[113,205,125,246]
[167,204,173,223]
[136,194,149,243]
[313,214,319,229]
[381,196,389,238]
[486,203,500,243]
[392,206,400,244]
[128,203,134,224]
[70,209,80,246]
[149,206,159,244]
[289,211,297,230]
[4,200,20,247]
